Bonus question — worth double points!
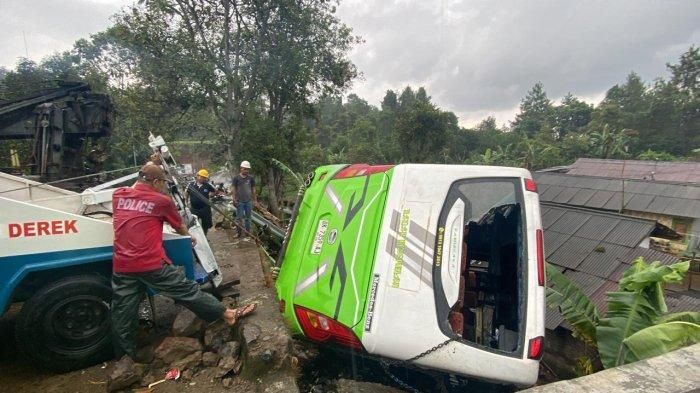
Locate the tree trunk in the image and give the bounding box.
[266,166,281,216]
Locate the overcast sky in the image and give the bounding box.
[1,0,698,126]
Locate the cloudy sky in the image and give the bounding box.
[1,0,698,126]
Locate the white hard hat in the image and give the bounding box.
[240,160,251,169]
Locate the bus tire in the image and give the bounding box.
[15,274,113,372]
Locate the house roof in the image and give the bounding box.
[543,203,658,274]
[541,203,695,330]
[567,158,700,183]
[535,172,700,219]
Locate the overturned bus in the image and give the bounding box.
[275,164,546,387]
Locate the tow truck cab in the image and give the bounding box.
[276,164,545,387]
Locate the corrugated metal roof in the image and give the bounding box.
[534,172,700,219]
[589,280,619,315]
[552,187,579,204]
[543,203,657,271]
[575,216,619,241]
[577,243,628,279]
[549,237,600,269]
[666,292,700,313]
[607,220,657,247]
[543,231,569,255]
[602,192,623,211]
[547,210,590,235]
[585,190,615,209]
[624,194,654,211]
[541,204,695,331]
[541,207,566,228]
[621,247,680,266]
[568,188,597,206]
[545,309,566,331]
[565,270,607,296]
[609,261,630,282]
[540,185,565,201]
[567,158,700,183]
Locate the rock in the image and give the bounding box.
[196,367,220,381]
[172,350,202,371]
[204,321,235,352]
[218,355,237,376]
[232,359,243,375]
[141,371,157,387]
[261,349,273,362]
[154,336,203,364]
[107,356,140,392]
[172,308,204,337]
[202,351,220,367]
[335,379,404,393]
[134,345,155,364]
[219,341,241,359]
[219,341,241,376]
[222,377,233,388]
[181,369,194,381]
[242,323,262,345]
[132,362,148,378]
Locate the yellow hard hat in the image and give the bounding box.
[197,169,209,178]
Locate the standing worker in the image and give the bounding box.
[110,163,256,361]
[186,169,216,235]
[232,160,257,239]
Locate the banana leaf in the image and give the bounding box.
[619,258,688,290]
[622,321,700,363]
[657,311,700,324]
[270,158,304,187]
[596,291,658,368]
[545,263,599,346]
[620,259,688,314]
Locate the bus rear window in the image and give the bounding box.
[438,178,525,354]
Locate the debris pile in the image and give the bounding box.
[107,303,247,392]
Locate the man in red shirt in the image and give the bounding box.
[111,164,255,360]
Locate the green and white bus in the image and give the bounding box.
[276,164,545,387]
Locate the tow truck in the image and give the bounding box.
[0,135,228,372]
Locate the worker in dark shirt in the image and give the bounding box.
[185,169,216,235]
[232,160,257,238]
[111,163,256,361]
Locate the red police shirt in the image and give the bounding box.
[112,183,184,273]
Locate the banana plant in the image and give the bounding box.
[546,264,599,346]
[546,258,700,369]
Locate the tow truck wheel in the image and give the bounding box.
[15,274,113,372]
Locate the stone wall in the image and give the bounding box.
[523,344,700,393]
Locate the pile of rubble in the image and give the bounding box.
[108,304,250,392]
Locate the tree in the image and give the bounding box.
[398,86,417,112]
[668,46,699,97]
[381,90,399,112]
[546,258,699,371]
[551,94,593,137]
[0,58,50,101]
[394,101,457,162]
[588,124,635,159]
[511,82,553,137]
[668,46,700,154]
[100,0,357,165]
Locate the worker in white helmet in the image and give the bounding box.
[231,160,257,238]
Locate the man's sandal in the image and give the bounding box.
[234,303,257,320]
